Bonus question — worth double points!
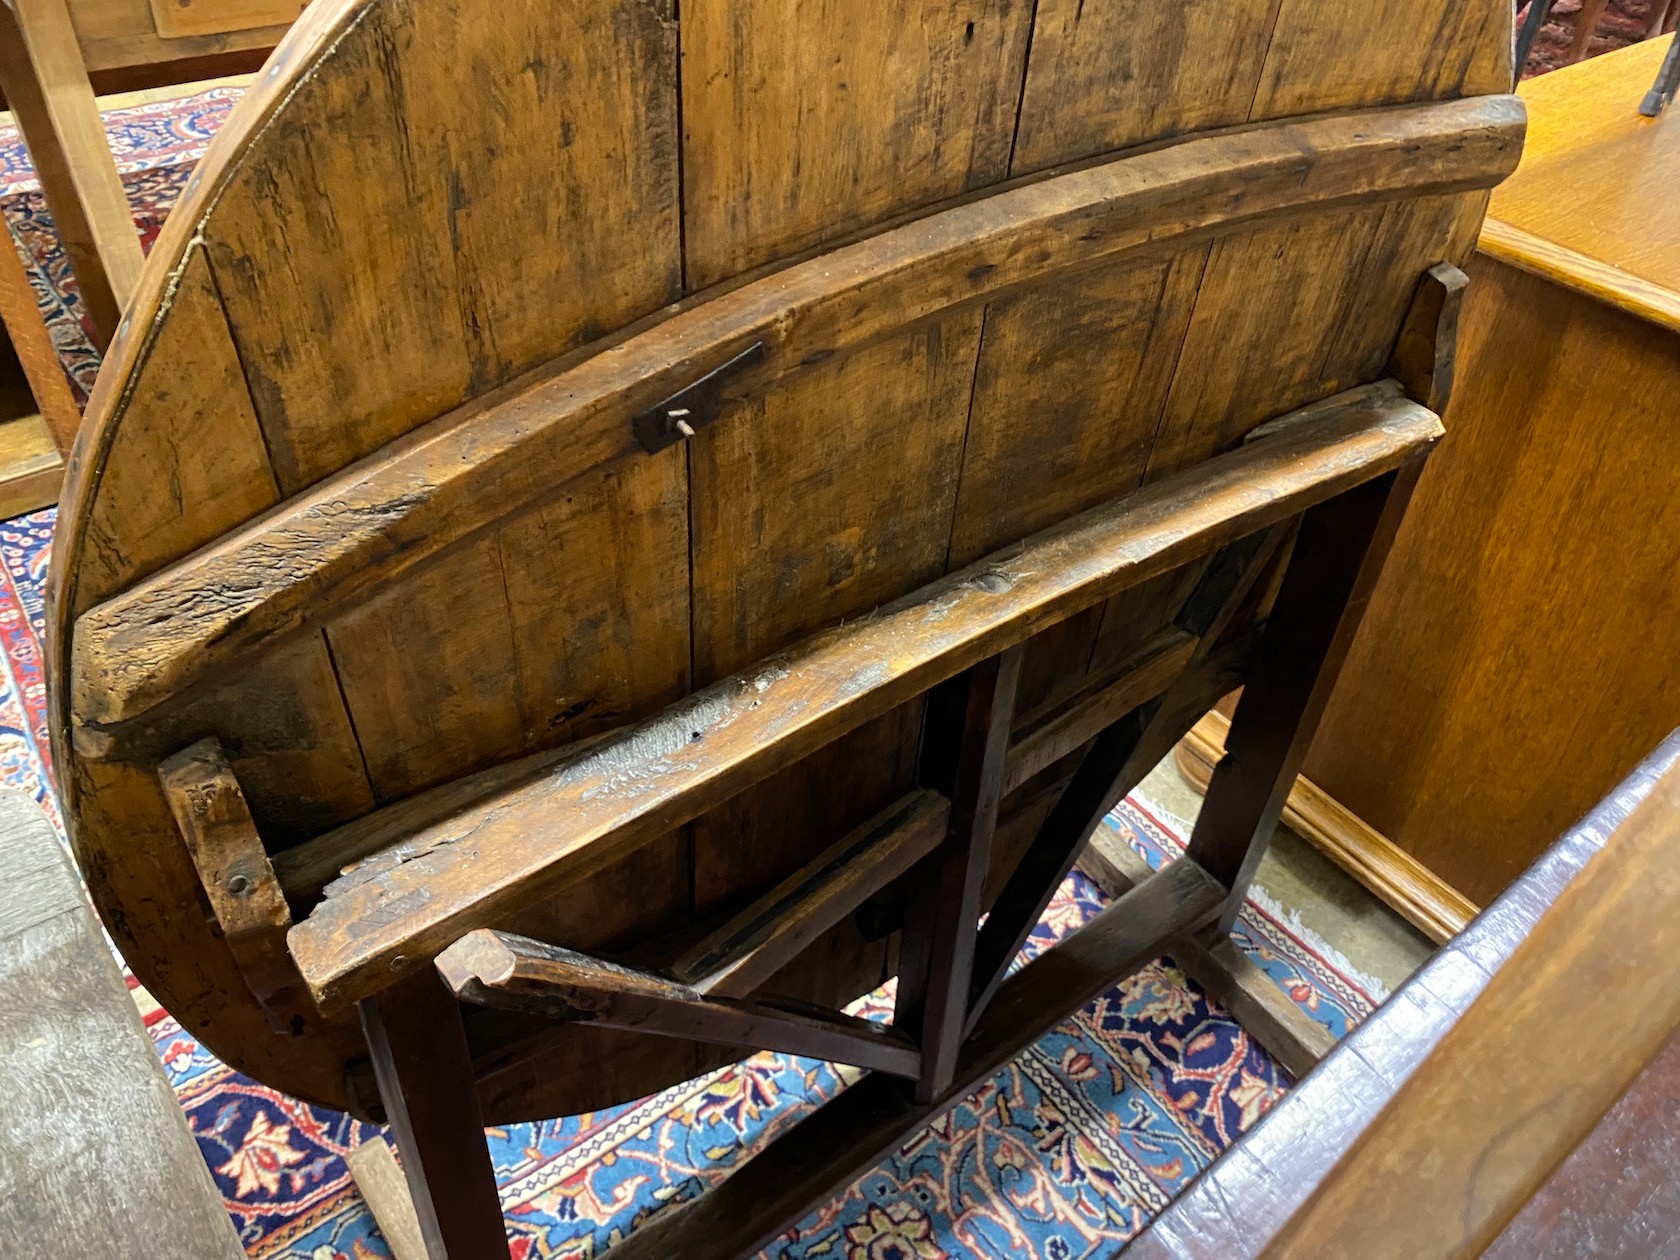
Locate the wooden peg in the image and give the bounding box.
[1388,262,1469,415]
[158,738,314,1035]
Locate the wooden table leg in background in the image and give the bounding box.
[0,0,143,349]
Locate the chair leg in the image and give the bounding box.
[1565,0,1610,62]
[1185,463,1423,936]
[360,972,510,1260]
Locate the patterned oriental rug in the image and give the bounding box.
[0,91,1392,1259]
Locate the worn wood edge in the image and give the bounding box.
[605,858,1227,1260]
[439,928,923,1079]
[286,396,1443,1015]
[275,629,1201,916]
[344,1137,427,1260]
[42,0,399,831]
[66,96,1523,732]
[1264,762,1680,1256]
[0,430,64,517]
[1078,830,1335,1078]
[1477,218,1680,337]
[1174,710,1477,943]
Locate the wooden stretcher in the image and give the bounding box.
[46,1,1523,1255]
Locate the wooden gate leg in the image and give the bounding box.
[1185,463,1423,935]
[359,972,510,1260]
[894,644,1024,1101]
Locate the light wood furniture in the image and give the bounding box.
[1127,727,1680,1257]
[1176,37,1680,922]
[46,1,1520,1254]
[0,0,304,507]
[0,788,245,1257]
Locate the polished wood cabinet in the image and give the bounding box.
[1303,37,1680,908]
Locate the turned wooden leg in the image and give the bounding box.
[1185,465,1422,935]
[360,972,510,1260]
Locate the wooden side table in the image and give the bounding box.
[1182,37,1680,933]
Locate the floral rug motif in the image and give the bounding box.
[0,88,1390,1259]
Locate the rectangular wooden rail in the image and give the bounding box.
[284,384,1441,1015]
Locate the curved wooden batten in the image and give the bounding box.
[67,96,1519,738]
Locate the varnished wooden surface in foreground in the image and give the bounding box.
[48,0,1517,1119]
[1126,729,1680,1258]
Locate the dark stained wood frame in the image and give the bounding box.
[150,276,1448,1257]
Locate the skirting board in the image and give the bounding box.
[1173,711,1478,945]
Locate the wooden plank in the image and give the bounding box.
[601,857,1227,1260]
[1004,631,1197,794]
[437,930,922,1079]
[156,738,310,1034]
[945,249,1208,568]
[0,791,245,1258]
[0,414,63,517]
[360,972,509,1260]
[66,0,287,71]
[72,246,281,615]
[677,0,1034,289]
[1187,467,1421,932]
[1250,0,1511,122]
[325,451,691,805]
[0,213,80,455]
[670,790,952,998]
[275,629,1199,917]
[1266,761,1680,1257]
[202,0,682,494]
[287,393,1442,1014]
[65,96,1525,734]
[1010,0,1285,173]
[0,0,144,347]
[345,1138,427,1260]
[147,0,306,41]
[1388,263,1470,413]
[1082,827,1336,1078]
[896,646,1022,1099]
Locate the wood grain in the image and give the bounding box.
[68,97,1523,734]
[288,393,1441,1014]
[1266,758,1680,1256]
[1176,710,1479,944]
[0,0,144,345]
[1486,37,1680,306]
[1011,0,1284,173]
[677,0,1034,289]
[439,930,922,1079]
[0,791,244,1259]
[147,0,306,40]
[1306,253,1680,905]
[1124,730,1680,1260]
